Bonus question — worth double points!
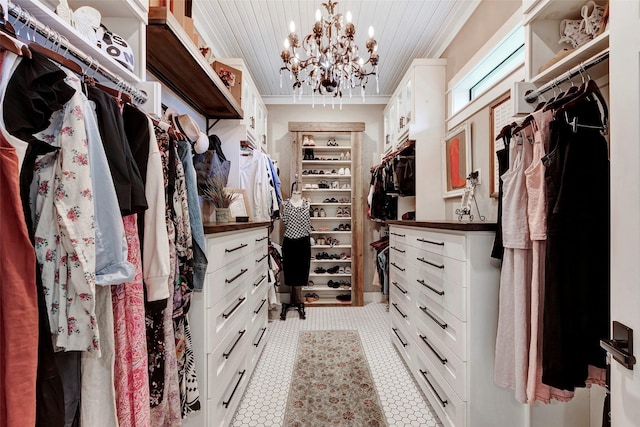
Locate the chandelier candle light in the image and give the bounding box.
[280,0,379,108]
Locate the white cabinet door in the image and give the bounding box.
[609,1,640,425]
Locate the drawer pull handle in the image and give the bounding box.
[256,253,268,263]
[391,246,406,253]
[222,297,246,319]
[254,298,267,314]
[419,369,448,408]
[420,334,447,365]
[392,303,407,318]
[419,306,448,329]
[417,257,445,269]
[225,243,248,253]
[393,281,408,294]
[417,238,444,246]
[391,262,405,272]
[226,268,249,284]
[417,279,445,296]
[254,274,267,287]
[392,327,408,347]
[254,327,267,347]
[223,329,246,359]
[223,369,246,408]
[390,232,406,237]
[255,236,268,242]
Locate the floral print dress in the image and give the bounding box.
[149,125,200,423]
[32,73,99,353]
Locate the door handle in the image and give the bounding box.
[600,321,636,370]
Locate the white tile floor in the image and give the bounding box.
[231,302,443,426]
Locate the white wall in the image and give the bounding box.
[267,103,385,294]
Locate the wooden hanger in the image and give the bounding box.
[495,122,517,141]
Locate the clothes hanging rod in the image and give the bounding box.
[7,2,147,105]
[524,49,609,103]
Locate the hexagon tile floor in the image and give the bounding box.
[231,302,443,427]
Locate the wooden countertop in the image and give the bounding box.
[203,221,271,234]
[386,220,497,232]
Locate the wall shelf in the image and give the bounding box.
[147,7,243,119]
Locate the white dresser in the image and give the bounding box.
[185,222,271,427]
[388,221,524,427]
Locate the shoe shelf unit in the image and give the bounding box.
[289,122,365,307]
[524,0,609,84]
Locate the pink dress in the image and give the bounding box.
[524,111,574,404]
[112,214,151,427]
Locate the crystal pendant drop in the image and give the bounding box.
[280,71,283,89]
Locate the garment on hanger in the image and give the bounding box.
[0,78,39,426]
[123,107,171,303]
[491,130,512,260]
[494,125,534,404]
[542,97,609,391]
[240,148,274,221]
[87,85,147,216]
[524,110,574,404]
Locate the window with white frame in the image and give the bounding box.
[451,25,524,114]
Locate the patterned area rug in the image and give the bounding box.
[284,330,389,426]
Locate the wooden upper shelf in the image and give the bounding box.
[147,7,243,119]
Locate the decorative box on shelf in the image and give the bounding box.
[212,61,243,106]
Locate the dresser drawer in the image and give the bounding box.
[208,358,249,427]
[389,256,410,284]
[391,318,414,369]
[249,286,269,329]
[207,321,249,400]
[206,256,253,308]
[414,351,466,427]
[389,241,409,260]
[409,247,467,287]
[207,284,249,354]
[249,270,269,302]
[206,232,255,273]
[414,274,467,322]
[409,229,466,262]
[389,274,413,307]
[414,328,467,401]
[414,293,467,361]
[390,294,413,331]
[389,227,409,245]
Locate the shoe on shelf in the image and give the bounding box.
[310,237,316,246]
[338,168,345,175]
[344,223,351,231]
[345,266,351,274]
[338,224,345,231]
[340,152,345,160]
[305,292,319,302]
[345,151,351,161]
[344,167,351,176]
[343,207,351,217]
[303,135,310,146]
[336,293,351,302]
[304,183,312,189]
[336,207,343,217]
[331,180,339,189]
[308,135,315,146]
[338,266,345,274]
[340,252,348,259]
[328,280,339,288]
[341,183,351,189]
[307,280,315,288]
[314,266,326,274]
[320,208,326,217]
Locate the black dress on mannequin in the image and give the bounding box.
[280,183,311,320]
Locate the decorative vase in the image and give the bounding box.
[215,207,231,223]
[201,198,216,223]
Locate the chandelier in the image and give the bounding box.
[279,0,379,106]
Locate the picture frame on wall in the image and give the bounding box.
[442,122,472,198]
[489,94,513,197]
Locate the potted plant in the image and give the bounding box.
[200,177,237,223]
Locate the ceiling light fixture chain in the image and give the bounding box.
[280,0,379,106]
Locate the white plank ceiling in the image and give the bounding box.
[193,0,479,102]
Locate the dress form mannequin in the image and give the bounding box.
[280,180,309,320]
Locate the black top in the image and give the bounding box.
[88,86,147,215]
